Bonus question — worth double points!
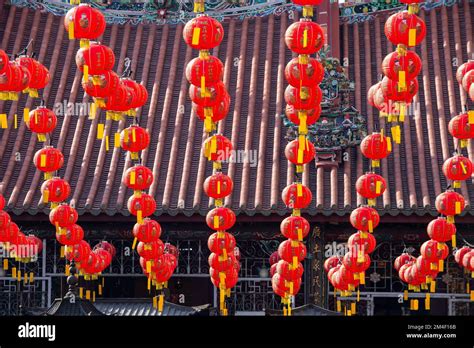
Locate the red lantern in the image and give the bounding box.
[461,251,474,270]
[398,263,414,283]
[16,57,50,95]
[380,76,418,103]
[448,113,474,146]
[182,15,224,50]
[272,273,302,296]
[206,207,236,231]
[278,240,307,263]
[127,193,156,217]
[120,125,150,158]
[189,81,226,107]
[373,87,398,116]
[80,252,103,275]
[0,62,19,99]
[285,20,325,55]
[121,79,148,109]
[285,57,324,87]
[94,248,112,271]
[41,178,71,203]
[349,206,380,232]
[461,69,474,92]
[0,193,4,210]
[342,252,371,273]
[162,253,178,271]
[456,61,474,85]
[210,267,239,289]
[455,246,471,265]
[0,49,8,74]
[280,216,310,241]
[442,155,473,187]
[123,165,154,191]
[133,218,161,243]
[193,93,230,123]
[65,240,91,263]
[63,4,106,41]
[384,11,426,47]
[284,85,322,110]
[415,256,439,278]
[33,147,64,178]
[323,256,340,273]
[202,134,233,161]
[355,172,386,205]
[270,263,277,277]
[103,83,135,115]
[27,106,57,140]
[75,43,115,75]
[284,138,316,167]
[360,133,392,167]
[164,243,180,259]
[0,219,16,242]
[367,83,381,108]
[381,50,422,82]
[281,183,312,209]
[208,232,236,256]
[394,253,415,272]
[269,251,280,266]
[49,204,78,228]
[186,55,224,87]
[420,240,449,262]
[82,71,120,100]
[208,252,236,272]
[203,172,233,199]
[435,190,465,221]
[427,217,456,243]
[137,239,165,260]
[276,260,303,281]
[348,232,376,254]
[11,63,31,93]
[94,240,116,258]
[285,104,321,126]
[56,224,84,245]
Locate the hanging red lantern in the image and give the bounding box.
[127,193,156,218]
[0,210,11,231]
[210,267,239,289]
[380,76,418,103]
[33,147,64,179]
[381,50,422,82]
[63,4,106,43]
[0,62,20,100]
[137,239,165,260]
[82,71,120,101]
[0,49,8,75]
[103,83,135,117]
[285,57,324,87]
[120,125,150,159]
[189,81,226,107]
[442,155,473,188]
[278,240,307,264]
[186,55,224,87]
[384,11,426,47]
[164,243,179,259]
[41,177,71,203]
[348,232,376,254]
[448,112,474,147]
[121,79,148,109]
[461,251,474,270]
[360,132,392,167]
[123,165,154,191]
[162,253,178,271]
[342,252,371,273]
[270,263,277,277]
[284,85,322,110]
[373,87,398,117]
[456,60,474,85]
[208,252,236,272]
[455,246,471,265]
[208,232,236,256]
[276,260,304,281]
[0,193,5,210]
[394,253,415,272]
[427,217,456,244]
[80,252,103,275]
[280,215,310,241]
[323,256,340,273]
[269,251,280,266]
[133,218,161,243]
[75,43,115,75]
[56,224,84,245]
[206,207,236,231]
[94,240,116,258]
[435,190,465,222]
[284,20,325,55]
[272,273,302,296]
[0,219,16,242]
[284,138,316,168]
[349,206,380,232]
[27,106,57,141]
[355,172,386,205]
[461,69,474,93]
[193,93,230,124]
[183,15,224,50]
[65,240,91,263]
[415,256,439,279]
[202,134,233,161]
[94,248,112,270]
[420,240,449,262]
[203,172,233,200]
[281,183,312,210]
[367,82,381,108]
[398,262,414,283]
[285,104,322,126]
[49,204,78,228]
[16,57,50,96]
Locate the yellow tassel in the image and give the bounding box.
[29,272,34,283]
[60,246,65,258]
[292,256,298,269]
[302,5,313,17]
[23,108,30,123]
[403,290,408,301]
[17,270,21,282]
[137,210,143,224]
[192,27,201,45]
[351,302,356,314]
[375,181,382,194]
[12,267,17,279]
[438,259,444,272]
[298,112,307,135]
[460,139,468,148]
[79,287,83,298]
[297,184,303,197]
[372,159,380,168]
[430,280,436,293]
[470,290,474,301]
[398,71,406,90]
[14,114,17,129]
[303,29,308,48]
[455,201,462,214]
[3,259,8,270]
[130,171,136,185]
[468,111,474,125]
[65,264,70,276]
[42,190,49,203]
[408,28,417,47]
[83,65,89,82]
[89,103,97,120]
[0,113,7,128]
[114,133,120,147]
[147,277,151,291]
[357,288,360,302]
[359,272,365,285]
[105,135,109,152]
[386,136,392,152]
[336,300,341,312]
[425,293,430,310]
[204,116,212,133]
[297,228,303,241]
[368,220,373,233]
[98,284,102,295]
[213,215,219,229]
[85,290,91,300]
[97,123,104,140]
[153,296,158,308]
[451,234,456,248]
[68,21,74,40]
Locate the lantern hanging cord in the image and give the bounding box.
[16,39,34,58]
[122,58,132,78]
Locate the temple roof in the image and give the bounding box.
[0,1,473,219]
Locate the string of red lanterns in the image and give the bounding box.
[183,0,239,316]
[270,0,324,316]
